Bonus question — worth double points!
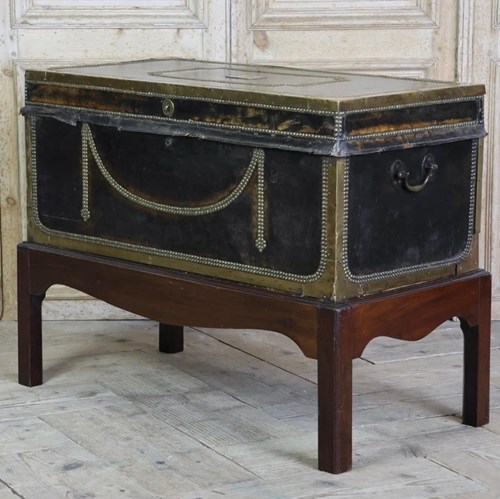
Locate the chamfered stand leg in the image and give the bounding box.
[317,307,353,474]
[159,324,184,353]
[460,274,491,427]
[315,270,491,474]
[17,244,45,387]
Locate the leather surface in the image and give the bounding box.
[34,118,324,275]
[346,140,474,276]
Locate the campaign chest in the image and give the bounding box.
[22,59,486,300]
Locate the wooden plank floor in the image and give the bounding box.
[0,318,499,498]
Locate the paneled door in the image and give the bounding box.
[0,1,230,318]
[230,1,458,80]
[1,1,496,318]
[466,0,500,318]
[229,0,500,318]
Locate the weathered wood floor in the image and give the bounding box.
[0,318,499,498]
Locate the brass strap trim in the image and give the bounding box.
[25,99,483,144]
[26,78,483,115]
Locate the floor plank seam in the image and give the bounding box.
[0,476,25,499]
[192,327,318,386]
[367,351,467,364]
[359,414,463,431]
[482,425,500,437]
[359,357,376,365]
[0,391,117,413]
[37,411,214,493]
[425,455,480,486]
[161,418,263,480]
[134,353,264,410]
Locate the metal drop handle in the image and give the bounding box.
[392,153,438,192]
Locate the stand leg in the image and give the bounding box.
[460,274,491,427]
[17,246,45,387]
[159,324,184,353]
[317,308,353,474]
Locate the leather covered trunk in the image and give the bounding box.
[22,59,486,300]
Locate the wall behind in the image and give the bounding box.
[0,0,498,318]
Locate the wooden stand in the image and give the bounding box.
[17,242,491,474]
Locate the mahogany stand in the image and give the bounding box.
[17,242,491,474]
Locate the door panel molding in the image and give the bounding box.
[1,0,229,319]
[487,59,500,314]
[12,0,206,28]
[250,0,438,30]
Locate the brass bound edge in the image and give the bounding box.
[25,79,485,146]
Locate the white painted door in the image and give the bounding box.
[1,1,497,319]
[465,0,500,318]
[230,1,458,80]
[0,1,231,319]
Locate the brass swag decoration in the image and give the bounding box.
[80,123,267,252]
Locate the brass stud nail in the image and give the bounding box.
[162,98,175,117]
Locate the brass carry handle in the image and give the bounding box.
[391,153,438,193]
